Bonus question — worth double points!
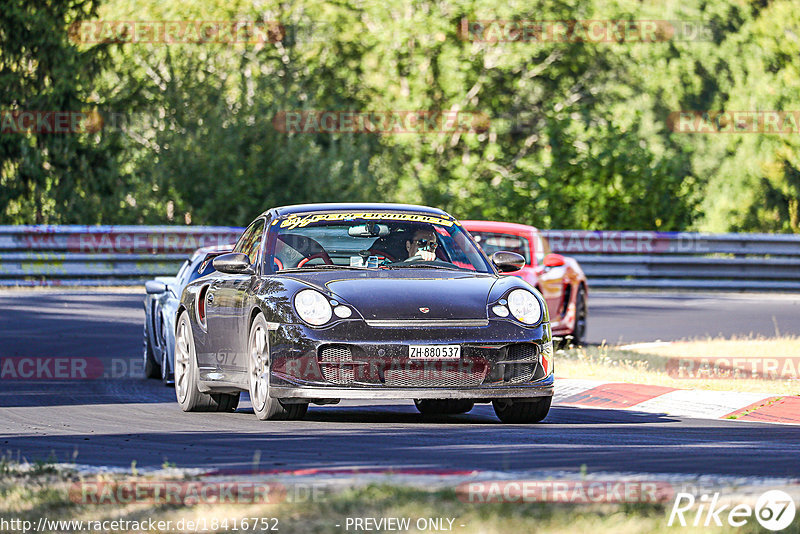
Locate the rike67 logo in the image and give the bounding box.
[669,490,796,531]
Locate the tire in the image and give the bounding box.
[248,314,308,421]
[158,313,172,384]
[492,396,551,424]
[571,285,587,346]
[143,321,161,379]
[174,311,239,412]
[211,391,241,412]
[414,399,474,415]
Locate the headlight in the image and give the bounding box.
[507,289,542,325]
[333,305,352,318]
[491,305,510,317]
[294,289,332,326]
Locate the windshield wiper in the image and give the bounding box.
[279,264,373,272]
[384,263,465,271]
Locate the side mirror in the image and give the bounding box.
[145,280,167,294]
[543,253,566,268]
[491,251,525,273]
[213,252,255,275]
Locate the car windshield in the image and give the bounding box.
[469,231,532,264]
[266,211,492,273]
[175,260,192,285]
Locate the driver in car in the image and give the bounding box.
[405,227,438,262]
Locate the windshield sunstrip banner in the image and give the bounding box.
[278,212,456,230]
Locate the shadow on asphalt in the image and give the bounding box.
[0,378,174,407]
[0,295,143,370]
[2,406,800,477]
[268,404,679,426]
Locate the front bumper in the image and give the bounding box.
[271,377,553,401]
[266,319,554,399]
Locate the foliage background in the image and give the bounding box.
[1,0,797,232]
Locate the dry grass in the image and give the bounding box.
[557,336,800,395]
[622,336,800,360]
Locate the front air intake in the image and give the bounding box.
[318,345,354,385]
[500,343,540,384]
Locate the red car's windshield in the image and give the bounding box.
[469,231,532,265]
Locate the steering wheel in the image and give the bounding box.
[366,249,396,263]
[298,252,333,267]
[273,257,284,271]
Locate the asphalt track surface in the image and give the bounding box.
[0,289,799,478]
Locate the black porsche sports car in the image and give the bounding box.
[175,203,554,423]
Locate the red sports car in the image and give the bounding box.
[462,220,588,344]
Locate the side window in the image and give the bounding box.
[233,225,257,255]
[533,233,549,266]
[234,219,265,267]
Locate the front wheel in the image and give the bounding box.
[248,314,308,421]
[414,399,474,415]
[143,322,161,379]
[493,397,551,423]
[174,311,238,412]
[571,285,587,346]
[161,345,172,385]
[158,313,173,385]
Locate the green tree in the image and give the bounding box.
[4,0,799,233]
[690,0,800,233]
[0,0,128,223]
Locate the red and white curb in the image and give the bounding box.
[555,379,800,424]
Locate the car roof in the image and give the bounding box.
[461,220,540,234]
[261,203,452,219]
[189,244,234,262]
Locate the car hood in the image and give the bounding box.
[284,269,498,321]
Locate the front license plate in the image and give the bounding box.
[409,345,461,360]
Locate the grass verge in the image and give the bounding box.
[558,336,800,395]
[0,463,783,534]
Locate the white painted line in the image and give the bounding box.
[632,389,773,419]
[553,379,608,402]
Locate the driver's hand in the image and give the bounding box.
[419,249,436,261]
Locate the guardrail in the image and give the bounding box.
[540,230,800,290]
[0,226,242,286]
[1,226,798,290]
